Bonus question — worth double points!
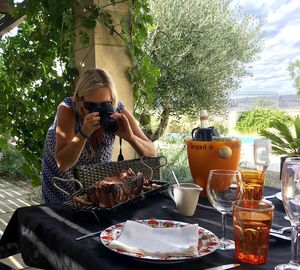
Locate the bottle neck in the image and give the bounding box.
[200,116,209,128]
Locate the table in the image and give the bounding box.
[0,187,291,270]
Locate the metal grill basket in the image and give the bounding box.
[52,156,167,203]
[72,156,166,190]
[52,156,168,222]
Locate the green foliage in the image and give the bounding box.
[166,115,197,135]
[0,146,26,179]
[0,127,11,152]
[138,0,264,140]
[260,115,300,156]
[129,0,160,108]
[159,133,185,145]
[0,11,76,184]
[157,135,192,183]
[236,109,292,134]
[212,122,228,136]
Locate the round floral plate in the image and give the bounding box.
[100,219,220,263]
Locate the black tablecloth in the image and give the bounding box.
[0,187,291,270]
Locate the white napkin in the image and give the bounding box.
[108,220,198,257]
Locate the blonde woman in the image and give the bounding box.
[42,68,156,203]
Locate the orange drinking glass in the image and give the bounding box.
[240,170,265,200]
[187,140,241,196]
[233,200,274,265]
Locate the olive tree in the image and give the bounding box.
[137,0,264,140]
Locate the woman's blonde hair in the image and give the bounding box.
[74,68,118,110]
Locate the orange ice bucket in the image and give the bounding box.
[187,139,241,196]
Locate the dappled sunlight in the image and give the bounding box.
[39,206,99,237]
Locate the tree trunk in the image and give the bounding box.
[151,107,170,141]
[0,0,8,14]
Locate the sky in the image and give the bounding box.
[233,0,300,98]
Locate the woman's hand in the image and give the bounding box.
[81,112,101,136]
[112,112,134,142]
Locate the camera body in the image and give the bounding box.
[84,102,118,133]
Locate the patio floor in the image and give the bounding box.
[0,179,41,270]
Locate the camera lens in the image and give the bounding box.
[99,103,118,133]
[102,118,118,133]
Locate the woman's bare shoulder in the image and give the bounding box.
[57,98,76,122]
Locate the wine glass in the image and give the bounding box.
[275,157,300,270]
[206,169,243,250]
[253,138,272,172]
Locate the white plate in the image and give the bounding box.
[275,192,282,201]
[100,219,220,262]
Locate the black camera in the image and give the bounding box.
[84,102,119,133]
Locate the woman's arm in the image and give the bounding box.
[55,104,100,171]
[113,108,157,157]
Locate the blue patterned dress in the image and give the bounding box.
[42,97,124,203]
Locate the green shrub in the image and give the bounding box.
[212,122,228,136]
[236,109,292,134]
[157,134,192,183]
[0,147,26,180]
[159,133,187,144]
